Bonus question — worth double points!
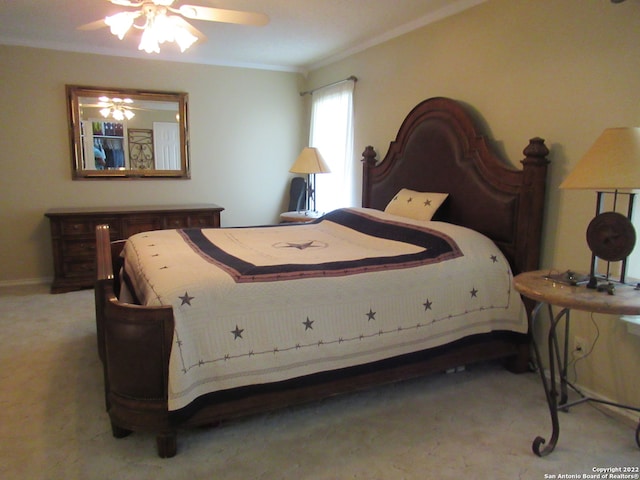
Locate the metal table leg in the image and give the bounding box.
[529,302,640,456]
[529,302,571,456]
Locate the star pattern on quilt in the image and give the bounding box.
[287,241,315,250]
[423,199,432,207]
[273,241,326,250]
[231,325,244,339]
[179,292,194,305]
[175,247,518,373]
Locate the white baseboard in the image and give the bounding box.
[621,315,640,336]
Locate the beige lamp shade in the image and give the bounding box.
[560,127,640,190]
[289,147,331,174]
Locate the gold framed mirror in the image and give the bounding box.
[66,85,190,179]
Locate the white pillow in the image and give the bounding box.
[384,189,449,221]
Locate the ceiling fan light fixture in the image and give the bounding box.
[136,9,197,53]
[97,96,136,121]
[82,0,268,55]
[152,10,174,42]
[138,25,161,53]
[111,108,126,121]
[172,21,198,52]
[105,11,138,39]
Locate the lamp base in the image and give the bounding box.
[586,211,636,263]
[586,275,616,294]
[586,275,615,294]
[586,275,599,289]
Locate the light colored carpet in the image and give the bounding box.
[0,284,638,479]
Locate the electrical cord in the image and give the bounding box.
[568,312,600,385]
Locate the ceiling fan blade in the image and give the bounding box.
[78,19,108,31]
[177,5,269,26]
[171,15,206,41]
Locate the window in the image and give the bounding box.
[308,80,355,213]
[623,193,640,335]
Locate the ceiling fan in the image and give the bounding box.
[79,0,269,54]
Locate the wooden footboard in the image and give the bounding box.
[95,224,178,457]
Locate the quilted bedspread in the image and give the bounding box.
[121,208,526,410]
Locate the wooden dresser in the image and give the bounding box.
[45,204,224,293]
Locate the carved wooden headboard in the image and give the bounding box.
[361,97,549,275]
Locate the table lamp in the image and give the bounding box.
[289,147,331,212]
[560,127,640,288]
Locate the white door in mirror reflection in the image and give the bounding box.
[153,122,180,170]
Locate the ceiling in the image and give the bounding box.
[0,0,484,73]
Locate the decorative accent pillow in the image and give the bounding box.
[384,189,449,221]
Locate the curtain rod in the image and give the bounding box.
[299,75,358,96]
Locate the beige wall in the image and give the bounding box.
[306,0,640,413]
[0,46,304,284]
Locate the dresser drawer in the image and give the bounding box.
[60,219,93,236]
[60,217,121,238]
[123,216,163,237]
[62,258,96,277]
[63,238,97,257]
[189,213,220,228]
[164,215,190,229]
[163,213,219,229]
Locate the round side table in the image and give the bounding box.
[513,269,640,457]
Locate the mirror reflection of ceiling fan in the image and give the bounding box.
[79,0,269,54]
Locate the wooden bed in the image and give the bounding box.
[94,97,549,457]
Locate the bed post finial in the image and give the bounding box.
[517,137,550,274]
[362,145,377,167]
[522,137,550,166]
[361,146,378,208]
